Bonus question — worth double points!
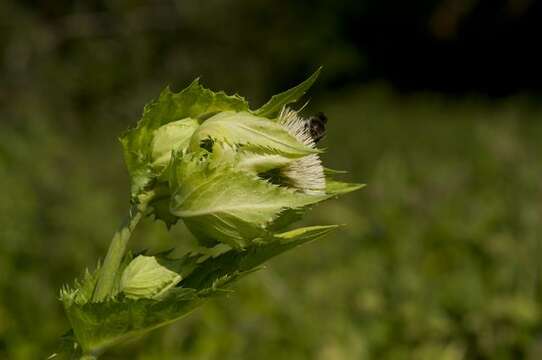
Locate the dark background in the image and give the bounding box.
[1,0,542,359]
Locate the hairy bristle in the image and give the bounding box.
[278,108,326,194]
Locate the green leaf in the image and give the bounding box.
[274,224,339,241]
[120,255,182,299]
[180,225,339,290]
[121,80,249,197]
[253,67,322,118]
[326,178,365,196]
[190,111,317,158]
[268,179,364,230]
[267,207,306,231]
[170,152,327,248]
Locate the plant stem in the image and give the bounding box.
[92,192,154,301]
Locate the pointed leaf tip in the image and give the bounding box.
[274,224,340,245]
[254,67,322,118]
[326,180,365,197]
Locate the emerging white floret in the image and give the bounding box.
[278,107,326,195]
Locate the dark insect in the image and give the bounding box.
[200,137,214,152]
[306,112,327,144]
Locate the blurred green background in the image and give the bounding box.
[2,0,542,359]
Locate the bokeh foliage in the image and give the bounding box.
[2,0,542,359]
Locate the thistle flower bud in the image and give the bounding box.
[119,68,361,243]
[56,69,362,358]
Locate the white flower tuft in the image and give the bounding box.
[278,107,326,195]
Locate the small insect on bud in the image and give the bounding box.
[305,112,328,144]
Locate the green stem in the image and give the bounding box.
[92,192,154,301]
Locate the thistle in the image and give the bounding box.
[52,68,362,359]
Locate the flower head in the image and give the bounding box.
[119,68,361,247]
